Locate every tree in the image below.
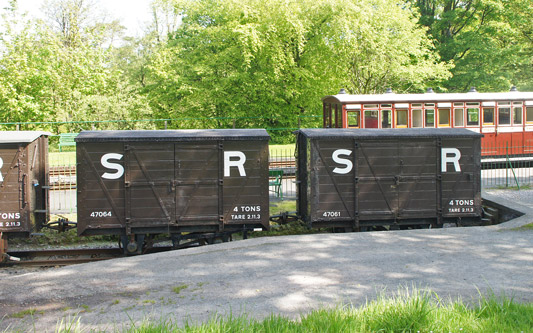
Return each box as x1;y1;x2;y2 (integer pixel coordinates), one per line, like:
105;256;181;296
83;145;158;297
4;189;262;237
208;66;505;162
0;7;52;125
410;0;533;92
0;1;154;132
143;0;449;140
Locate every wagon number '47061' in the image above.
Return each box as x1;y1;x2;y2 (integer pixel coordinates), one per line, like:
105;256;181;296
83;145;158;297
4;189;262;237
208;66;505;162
323;211;341;217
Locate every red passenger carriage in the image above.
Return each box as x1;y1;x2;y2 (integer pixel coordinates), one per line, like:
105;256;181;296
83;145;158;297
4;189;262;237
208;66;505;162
322;87;533;156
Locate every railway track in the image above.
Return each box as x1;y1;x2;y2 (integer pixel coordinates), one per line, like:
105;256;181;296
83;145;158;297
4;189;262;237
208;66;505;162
1;246;187;266
49;166;76;190
1;232;237;267
2;247;124;266
269;159;296;169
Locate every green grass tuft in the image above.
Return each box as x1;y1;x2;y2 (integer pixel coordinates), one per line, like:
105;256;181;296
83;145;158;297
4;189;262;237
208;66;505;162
172;284;189;294
48;291;533;332
9;308;43;319
122;289;533;332
511;222;533;231
269;199;297;216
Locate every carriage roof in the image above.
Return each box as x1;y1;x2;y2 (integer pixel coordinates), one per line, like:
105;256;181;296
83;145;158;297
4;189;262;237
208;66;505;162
323;90;533;104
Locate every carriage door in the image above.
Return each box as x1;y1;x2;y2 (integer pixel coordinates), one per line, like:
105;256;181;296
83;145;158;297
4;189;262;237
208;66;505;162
125;143;175;227
174;143;221;227
356;139;437;221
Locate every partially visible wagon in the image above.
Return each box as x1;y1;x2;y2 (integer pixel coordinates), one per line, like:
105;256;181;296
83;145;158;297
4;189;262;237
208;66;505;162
296;128;482;230
0;131;50;258
75;129;270;254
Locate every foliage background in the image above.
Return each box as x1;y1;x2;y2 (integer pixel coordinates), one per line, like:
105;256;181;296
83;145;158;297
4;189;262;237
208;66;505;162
0;0;531;142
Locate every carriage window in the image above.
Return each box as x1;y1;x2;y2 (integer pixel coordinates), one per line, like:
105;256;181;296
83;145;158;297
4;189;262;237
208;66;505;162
347;111;360;128
396;109;408;127
483;108;494;124
382;110;392;128
527;107;533;123
425;109;434;127
467;108;479;126
438;109;450;127
514;106;522;125
335;104;343;128
498;107;511;125
454;108;464;126
364;111;379;128
454;102;464;107
324;103;331;128
380;104;392;108
412;109;423;128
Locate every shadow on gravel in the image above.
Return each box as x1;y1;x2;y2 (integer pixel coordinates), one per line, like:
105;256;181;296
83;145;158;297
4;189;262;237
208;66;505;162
1;224;532;331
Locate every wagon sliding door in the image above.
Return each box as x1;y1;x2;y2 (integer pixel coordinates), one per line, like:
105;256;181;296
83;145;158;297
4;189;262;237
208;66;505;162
356;140;399;221
356;139;437;222
125;143;175;228
397;141;438;219
174;143;220;228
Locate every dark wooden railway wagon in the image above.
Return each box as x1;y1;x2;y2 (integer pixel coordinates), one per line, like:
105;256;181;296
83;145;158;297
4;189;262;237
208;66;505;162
296;128;482;230
75;129;270;253
0;132;50;241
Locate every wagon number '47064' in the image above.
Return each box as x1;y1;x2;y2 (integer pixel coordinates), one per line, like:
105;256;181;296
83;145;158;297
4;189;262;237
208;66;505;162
90;211;112;218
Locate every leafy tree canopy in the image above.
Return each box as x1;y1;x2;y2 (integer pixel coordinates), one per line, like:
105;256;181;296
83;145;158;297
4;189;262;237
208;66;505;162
410;0;533;92
143;0;450;137
0;0;154;132
1;0;531;136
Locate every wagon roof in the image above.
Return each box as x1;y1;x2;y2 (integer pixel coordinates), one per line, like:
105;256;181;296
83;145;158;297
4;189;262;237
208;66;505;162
0;131;52;143
75;129;270;142
296;128;483;139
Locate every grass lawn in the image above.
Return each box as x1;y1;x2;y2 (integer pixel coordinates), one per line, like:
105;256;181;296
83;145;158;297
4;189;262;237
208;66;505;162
269;144;295;157
49;151;76;166
48;289;533;332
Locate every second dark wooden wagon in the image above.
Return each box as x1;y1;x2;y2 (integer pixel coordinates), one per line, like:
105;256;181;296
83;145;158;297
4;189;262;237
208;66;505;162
296;128;482;230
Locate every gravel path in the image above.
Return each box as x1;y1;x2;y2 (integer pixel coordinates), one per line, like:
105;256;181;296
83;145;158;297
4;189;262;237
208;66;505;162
1;189;532;332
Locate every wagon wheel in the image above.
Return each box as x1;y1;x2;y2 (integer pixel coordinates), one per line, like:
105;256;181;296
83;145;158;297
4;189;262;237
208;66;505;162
141;235;155;254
